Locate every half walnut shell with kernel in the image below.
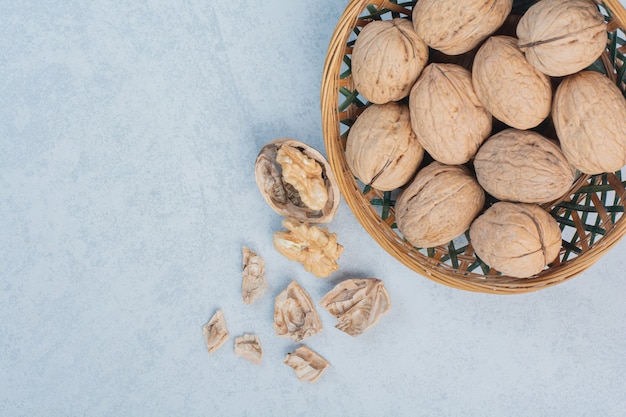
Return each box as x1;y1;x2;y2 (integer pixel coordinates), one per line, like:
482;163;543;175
255;138;340;224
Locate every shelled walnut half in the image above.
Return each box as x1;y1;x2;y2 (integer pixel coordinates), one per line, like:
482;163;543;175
255;138;340;223
319;278;391;337
273;217;343;278
273;280;323;342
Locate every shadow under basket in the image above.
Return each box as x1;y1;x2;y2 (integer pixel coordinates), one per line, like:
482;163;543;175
321;0;626;294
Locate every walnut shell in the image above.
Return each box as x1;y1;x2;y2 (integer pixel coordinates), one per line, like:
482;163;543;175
346;102;424;191
395;162;485;248
409;63;492;165
284;345;330;383
255;138;340;223
273;280;323;342
472;36;552;130
517;0;607;77
412;0;513;55
553;71;626;175
352;18;428;104
469;202;562;278
474;129;575;203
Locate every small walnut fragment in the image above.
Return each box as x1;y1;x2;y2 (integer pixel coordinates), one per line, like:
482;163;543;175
274;280;323;342
202;310;229;354
273;217;343;278
284;345;330;383
319;278;391;337
242;246;267;305
234;333;262;365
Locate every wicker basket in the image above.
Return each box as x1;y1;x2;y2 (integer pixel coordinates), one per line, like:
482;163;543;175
321;0;626;294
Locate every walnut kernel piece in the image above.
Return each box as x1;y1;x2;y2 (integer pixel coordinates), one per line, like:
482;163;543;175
234;333;262;365
255;138;340;224
284;345;330;383
319;278;391;337
202;310;229;354
273;218;343;278
276;144;328;211
242;246;267;305
273;280;323;342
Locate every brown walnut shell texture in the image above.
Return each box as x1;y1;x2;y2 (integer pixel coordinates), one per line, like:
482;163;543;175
474;129;575;203
553;71;626;175
255;138;340;224
409;63;492;165
395;162;485;248
473;36;552;130
412;0;513;55
517;0;607;77
346;102;424;191
469;202;561;278
351;18;428;104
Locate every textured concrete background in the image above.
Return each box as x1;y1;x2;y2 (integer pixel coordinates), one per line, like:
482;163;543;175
1;1;625;416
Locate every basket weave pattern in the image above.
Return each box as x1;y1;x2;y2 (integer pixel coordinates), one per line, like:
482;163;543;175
321;0;626;293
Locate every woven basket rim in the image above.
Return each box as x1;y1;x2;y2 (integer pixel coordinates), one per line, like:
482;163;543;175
321;0;626;294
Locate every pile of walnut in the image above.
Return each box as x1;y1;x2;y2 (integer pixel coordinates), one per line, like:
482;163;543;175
346;0;626;278
202;137;392;383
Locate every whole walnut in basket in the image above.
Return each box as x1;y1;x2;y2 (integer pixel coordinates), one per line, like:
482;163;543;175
412;0;513;55
552;70;626;175
517;0;607;77
474;129;575;204
473;35;552;130
470;202;562;278
346;102;424;191
409;63;492;165
395;162;485;248
255;138;340;223
351;18;428;104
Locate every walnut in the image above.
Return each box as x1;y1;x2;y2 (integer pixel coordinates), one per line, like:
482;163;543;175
284;345;330;383
469;202;562;278
241;246;267;305
234;334;262;365
517;0;607;77
552;71;626;175
395;162;485;248
472;36;552;130
255;138;340;223
345;102;424;191
351;18;428;104
319;278;391;337
409;63;492;165
474;129;575;203
273;217;343;278
412;0;513;55
273;280;323;342
202;310;229;354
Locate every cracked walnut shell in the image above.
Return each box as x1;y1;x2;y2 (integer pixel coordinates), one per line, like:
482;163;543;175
202;310;229;354
273;217;343;278
242;246;267;305
412;0;513;55
409;63;492;165
472;36;552;130
553;71;626;175
395;162;485;248
273;280;323;342
319;278;391;337
517;0;607;77
234;333;262;365
469;202;562;278
346;102;424;191
351;18;428;104
474;129;575;204
284;345;330;383
255;138;340;223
